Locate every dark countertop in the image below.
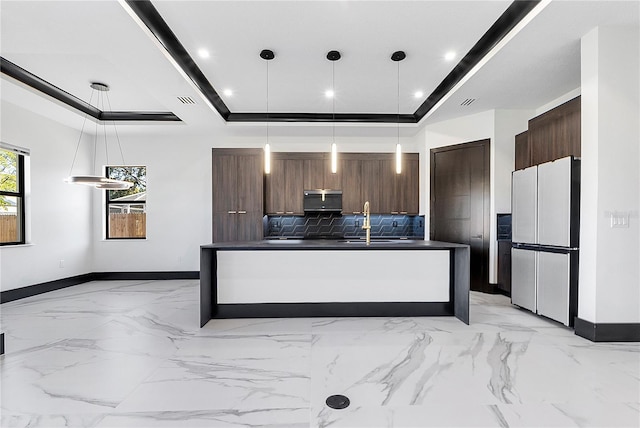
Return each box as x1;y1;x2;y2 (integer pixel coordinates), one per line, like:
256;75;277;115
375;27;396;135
202;239;468;251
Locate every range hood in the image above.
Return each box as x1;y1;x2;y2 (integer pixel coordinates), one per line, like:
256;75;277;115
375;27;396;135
303;190;342;213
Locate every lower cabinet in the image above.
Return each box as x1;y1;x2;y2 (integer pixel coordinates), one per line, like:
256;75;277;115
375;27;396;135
497;240;512;295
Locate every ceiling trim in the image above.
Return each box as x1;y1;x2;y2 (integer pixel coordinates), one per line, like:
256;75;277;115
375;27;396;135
413;0;540;120
0;56;182;122
228;112;417;124
125;0;540;124
123;0;230;120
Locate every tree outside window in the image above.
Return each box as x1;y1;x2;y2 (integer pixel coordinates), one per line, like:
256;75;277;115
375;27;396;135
106;166;146;239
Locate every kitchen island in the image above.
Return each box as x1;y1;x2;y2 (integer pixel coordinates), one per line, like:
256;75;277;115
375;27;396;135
200;239;469;326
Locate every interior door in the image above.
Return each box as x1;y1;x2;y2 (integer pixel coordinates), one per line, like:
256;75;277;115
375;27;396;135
431;140;490;292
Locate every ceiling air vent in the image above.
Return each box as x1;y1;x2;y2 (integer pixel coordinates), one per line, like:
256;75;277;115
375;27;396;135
460;98;476;106
177;96;196;105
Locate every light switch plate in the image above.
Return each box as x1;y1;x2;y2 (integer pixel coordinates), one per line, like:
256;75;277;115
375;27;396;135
609;211;630;228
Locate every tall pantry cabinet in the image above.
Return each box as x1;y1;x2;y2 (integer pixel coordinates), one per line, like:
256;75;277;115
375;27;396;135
212;148;263;242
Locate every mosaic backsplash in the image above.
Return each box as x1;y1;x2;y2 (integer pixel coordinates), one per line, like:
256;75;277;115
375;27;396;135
264;213;425;239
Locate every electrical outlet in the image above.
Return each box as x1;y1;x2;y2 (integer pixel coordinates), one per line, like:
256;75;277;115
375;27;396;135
393;221;398;227
59;260;64;268
355;220;360;227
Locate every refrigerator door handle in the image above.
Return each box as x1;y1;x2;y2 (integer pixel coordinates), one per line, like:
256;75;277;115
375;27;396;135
471;234;483;239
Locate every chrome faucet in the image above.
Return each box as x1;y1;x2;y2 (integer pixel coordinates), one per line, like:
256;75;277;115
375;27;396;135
362;201;371;245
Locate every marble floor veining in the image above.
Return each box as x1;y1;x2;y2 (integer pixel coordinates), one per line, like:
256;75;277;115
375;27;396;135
1;280;638;427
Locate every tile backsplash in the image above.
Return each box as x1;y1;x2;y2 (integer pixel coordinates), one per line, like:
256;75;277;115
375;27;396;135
264;213;425;239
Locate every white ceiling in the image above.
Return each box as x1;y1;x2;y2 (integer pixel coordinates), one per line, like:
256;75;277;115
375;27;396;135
1;0;638;136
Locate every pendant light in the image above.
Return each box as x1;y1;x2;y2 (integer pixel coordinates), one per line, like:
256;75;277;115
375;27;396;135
261;49;275;174
65;83;132;189
327;50;341;174
391;51;406;174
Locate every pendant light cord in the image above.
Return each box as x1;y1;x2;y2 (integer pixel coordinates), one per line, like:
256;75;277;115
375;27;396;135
397;60;400;142
104;90;126;166
332;60;335;143
68;89;96;176
266;58;269;143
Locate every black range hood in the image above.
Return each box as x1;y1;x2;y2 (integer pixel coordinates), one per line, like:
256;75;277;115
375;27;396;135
303;190;342;213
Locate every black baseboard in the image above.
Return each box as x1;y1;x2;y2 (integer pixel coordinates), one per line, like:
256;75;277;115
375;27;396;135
92;271;199;281
211;302;453;319
1;271;199;304
574;317;640;342
1;273;94;304
0;333;4;355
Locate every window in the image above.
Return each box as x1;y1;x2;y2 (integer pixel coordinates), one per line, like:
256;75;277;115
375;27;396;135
106;166;146;239
0;144;27;245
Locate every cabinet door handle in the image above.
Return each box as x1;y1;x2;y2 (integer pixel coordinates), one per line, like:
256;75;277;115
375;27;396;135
391;211;399;215
227;210;237;214
400;211;408;215
285;211;294;214
472;234;483;239
238;210;247;214
276;211;285;214
353;211;361;214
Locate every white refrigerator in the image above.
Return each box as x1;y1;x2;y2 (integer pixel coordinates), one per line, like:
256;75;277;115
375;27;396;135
511;156;580;326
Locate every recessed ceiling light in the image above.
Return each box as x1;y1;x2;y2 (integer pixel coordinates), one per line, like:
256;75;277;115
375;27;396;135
325;89;334;98
223;89;233;97
444;51;456;61
197;48;210;59
414;91;424;98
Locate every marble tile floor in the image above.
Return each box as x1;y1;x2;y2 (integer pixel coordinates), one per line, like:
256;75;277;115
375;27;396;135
1;279;638;428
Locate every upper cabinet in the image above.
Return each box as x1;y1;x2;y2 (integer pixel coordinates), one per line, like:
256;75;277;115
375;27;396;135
265;154;304;215
341;153;420;214
264;151;420;216
517;96;580;169
303;154;342;190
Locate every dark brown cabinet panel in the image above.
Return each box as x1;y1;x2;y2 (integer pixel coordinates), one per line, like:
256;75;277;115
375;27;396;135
341;158;363;214
266;156;304;214
361;159;381;213
528;96;580;166
497;240;512;295
303;158;324;190
514;131;530;170
212;148;263;242
396;154;419;214
378;159;396;214
304;156;341;190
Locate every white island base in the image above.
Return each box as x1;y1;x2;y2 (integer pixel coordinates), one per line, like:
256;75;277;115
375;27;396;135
218;250;450;304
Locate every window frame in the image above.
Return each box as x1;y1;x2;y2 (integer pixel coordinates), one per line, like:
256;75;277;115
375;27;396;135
0;148;25;246
105;165;147;240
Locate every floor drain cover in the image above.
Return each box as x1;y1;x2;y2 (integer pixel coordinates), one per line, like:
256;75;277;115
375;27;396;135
326;394;350;410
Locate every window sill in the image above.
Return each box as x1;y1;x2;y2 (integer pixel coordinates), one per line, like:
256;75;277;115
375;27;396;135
100;238;148;242
0;243;34;248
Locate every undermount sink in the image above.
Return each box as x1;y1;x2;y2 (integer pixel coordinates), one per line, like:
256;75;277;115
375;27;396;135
265;239;304;244
338;239;396;244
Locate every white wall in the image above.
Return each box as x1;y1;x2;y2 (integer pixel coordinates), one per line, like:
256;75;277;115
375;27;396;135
0;101;93;291
579;26;640;324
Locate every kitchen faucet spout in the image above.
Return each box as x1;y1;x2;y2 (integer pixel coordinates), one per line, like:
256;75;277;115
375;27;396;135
362;201;371;245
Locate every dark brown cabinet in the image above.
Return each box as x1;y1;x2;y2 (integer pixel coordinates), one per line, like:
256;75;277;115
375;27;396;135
341;153;419;214
514;131;531;170
212;148;263;242
395;154;420;214
303;155;341;190
524;96;580;167
497;240;512;295
265;155;304;214
341;158;363;214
